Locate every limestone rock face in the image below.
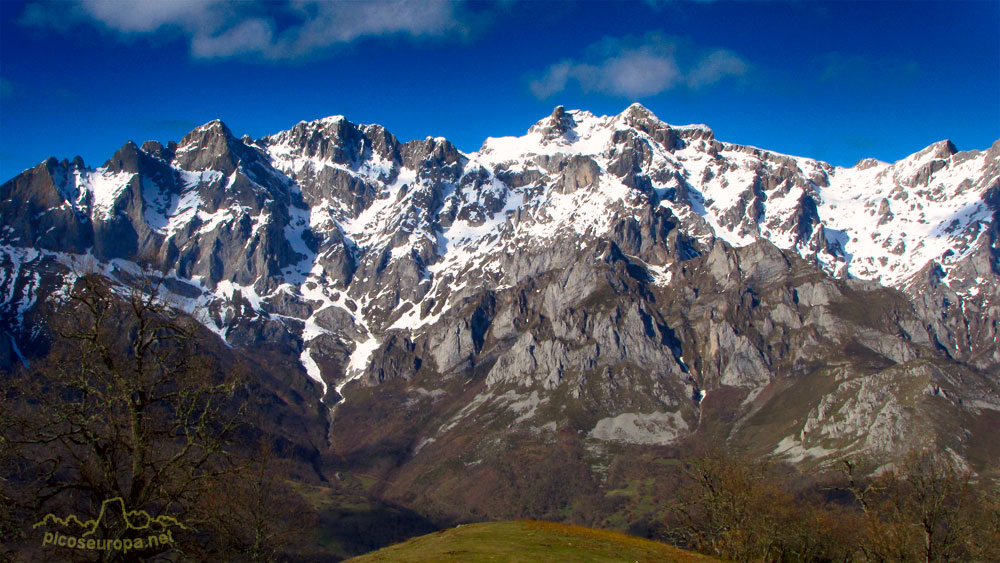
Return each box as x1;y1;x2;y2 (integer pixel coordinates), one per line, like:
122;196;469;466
2;104;998;475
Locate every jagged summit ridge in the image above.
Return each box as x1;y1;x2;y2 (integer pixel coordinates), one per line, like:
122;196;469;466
2;104;998;403
4;104;996;302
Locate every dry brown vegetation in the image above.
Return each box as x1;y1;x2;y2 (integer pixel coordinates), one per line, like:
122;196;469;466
662;449;1000;562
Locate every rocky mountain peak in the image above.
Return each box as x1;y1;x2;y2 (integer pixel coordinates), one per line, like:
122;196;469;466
103;140;143;174
402;137;463;169
615;102;688;150
298;116;363;160
924;139;958;159
853;157;884;170
527;105;579;142
891;139;960;188
265;115;404;175
619;102;663;124
183;118;232;140
360;123;402;163
170;119;271;178
139;140;173;162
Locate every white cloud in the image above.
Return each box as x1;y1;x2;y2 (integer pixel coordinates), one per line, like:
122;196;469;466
22;0;468;61
266;0;462;57
687;49;748;89
530;33;749;99
79;0;221;33
591;50;681;97
189;17;276;59
530;61;574;99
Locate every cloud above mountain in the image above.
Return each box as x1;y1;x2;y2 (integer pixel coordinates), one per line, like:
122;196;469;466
530;33;749;99
21;0;471;61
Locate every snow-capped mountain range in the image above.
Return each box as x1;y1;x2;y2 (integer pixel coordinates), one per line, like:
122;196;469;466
2;104;998;470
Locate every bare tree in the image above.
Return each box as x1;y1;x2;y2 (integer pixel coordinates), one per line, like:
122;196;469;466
2;272;249;561
669;450;858;562
842;449;997;562
198;439;319;562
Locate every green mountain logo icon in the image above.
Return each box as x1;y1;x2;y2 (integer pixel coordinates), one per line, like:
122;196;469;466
33;497;187;537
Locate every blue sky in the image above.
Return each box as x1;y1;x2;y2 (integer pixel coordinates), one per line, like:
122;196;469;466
1;0;998;181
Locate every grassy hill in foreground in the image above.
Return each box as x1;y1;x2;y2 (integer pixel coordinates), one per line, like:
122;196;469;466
344;520;718;562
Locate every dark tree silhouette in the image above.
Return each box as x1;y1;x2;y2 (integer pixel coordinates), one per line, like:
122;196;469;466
2;272;249;561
